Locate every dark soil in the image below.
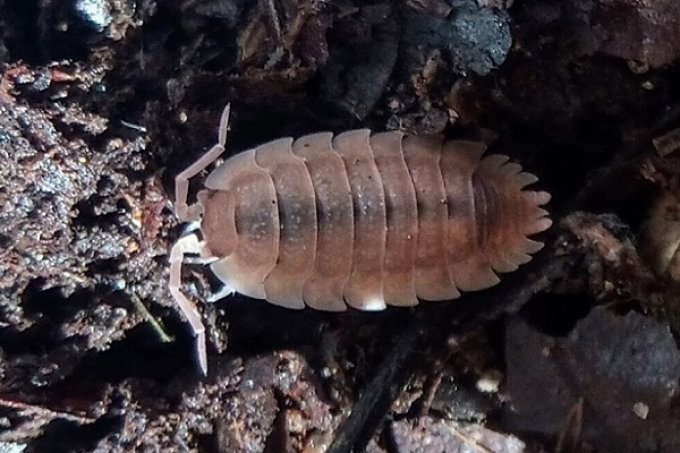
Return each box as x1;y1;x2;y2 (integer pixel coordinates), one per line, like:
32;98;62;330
3;0;680;452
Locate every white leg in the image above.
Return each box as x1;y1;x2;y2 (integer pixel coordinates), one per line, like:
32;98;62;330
182;256;219;265
174;104;231;221
169;234;209;375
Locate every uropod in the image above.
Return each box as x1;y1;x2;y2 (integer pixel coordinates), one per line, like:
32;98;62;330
169;105;552;374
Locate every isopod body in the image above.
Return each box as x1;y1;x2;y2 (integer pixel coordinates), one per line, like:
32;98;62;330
170;106;551;373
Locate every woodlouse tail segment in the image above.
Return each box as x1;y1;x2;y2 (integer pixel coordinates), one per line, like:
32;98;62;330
473;154;551;276
523;190;552;235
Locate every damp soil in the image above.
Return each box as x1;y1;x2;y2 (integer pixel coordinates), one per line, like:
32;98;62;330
3;1;680;452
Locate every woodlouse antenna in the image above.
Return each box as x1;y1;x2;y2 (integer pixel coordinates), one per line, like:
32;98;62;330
169;234;208;374
170;104;232;375
174;105;231;221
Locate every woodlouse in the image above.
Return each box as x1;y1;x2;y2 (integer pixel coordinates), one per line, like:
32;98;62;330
169;105;552;374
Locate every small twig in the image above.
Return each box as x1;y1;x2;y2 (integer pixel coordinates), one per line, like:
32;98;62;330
326;246;578;452
0;396;96;425
326;319;423;453
418;372;444;422
129;293;173;343
556;398;584;453
120;119;147;133
445;424;494;453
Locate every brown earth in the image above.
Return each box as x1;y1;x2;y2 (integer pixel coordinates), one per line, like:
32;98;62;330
2;0;680;452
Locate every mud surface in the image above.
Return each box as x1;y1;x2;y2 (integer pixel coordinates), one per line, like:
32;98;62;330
2;0;680;452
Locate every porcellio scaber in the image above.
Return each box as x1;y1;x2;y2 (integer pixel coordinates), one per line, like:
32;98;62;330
170;105;552;373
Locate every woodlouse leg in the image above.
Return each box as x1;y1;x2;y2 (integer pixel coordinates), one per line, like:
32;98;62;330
182;255;219;265
174;104;231;221
169;233;209;374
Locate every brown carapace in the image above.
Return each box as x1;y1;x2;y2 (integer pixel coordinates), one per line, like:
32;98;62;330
169;106;552;374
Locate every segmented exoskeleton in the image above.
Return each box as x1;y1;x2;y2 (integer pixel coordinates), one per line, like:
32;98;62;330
170;106;551;373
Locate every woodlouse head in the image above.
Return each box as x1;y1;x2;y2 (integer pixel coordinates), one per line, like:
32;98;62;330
197;189;237;258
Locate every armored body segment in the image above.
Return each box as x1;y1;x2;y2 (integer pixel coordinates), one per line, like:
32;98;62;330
332;130;388;311
370;131;419;307
402;136;461;301
292;132;353;311
254;138;317;309
439;140;499;292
